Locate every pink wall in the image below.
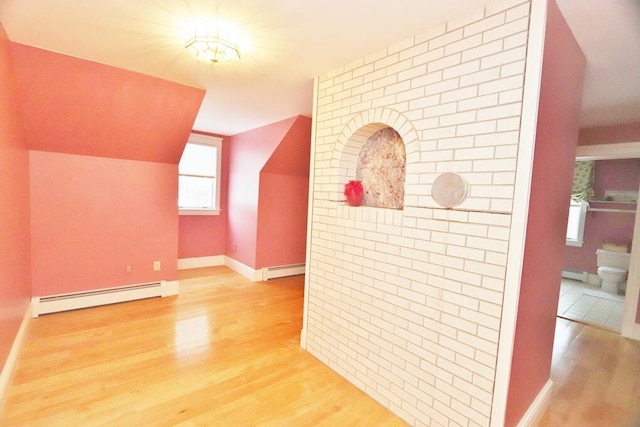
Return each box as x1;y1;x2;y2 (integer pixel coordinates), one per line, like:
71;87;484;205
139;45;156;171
256;116;311;268
0;24;32;371
30;151;178;296
505;1;586;425
178;134;230;259
579;122;640;146
227;116;311;269
6;42;203;297
178;216;226;259
10;42;204;164
564;159;639;273
257;174;309;268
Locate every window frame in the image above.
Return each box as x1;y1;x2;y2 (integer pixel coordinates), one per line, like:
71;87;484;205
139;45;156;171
565;198;588;247
178;133;222;216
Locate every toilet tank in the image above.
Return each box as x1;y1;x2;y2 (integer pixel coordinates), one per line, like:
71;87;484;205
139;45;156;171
596;249;631;269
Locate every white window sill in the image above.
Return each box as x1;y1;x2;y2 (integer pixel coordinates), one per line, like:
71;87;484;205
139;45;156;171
179;209;221;216
565;239;584;247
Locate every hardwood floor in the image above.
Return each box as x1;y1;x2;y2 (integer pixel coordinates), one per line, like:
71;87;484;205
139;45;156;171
539;317;640;427
3;267;640;426
0;267;406;426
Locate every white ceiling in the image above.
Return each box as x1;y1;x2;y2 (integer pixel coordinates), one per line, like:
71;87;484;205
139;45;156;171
1;0;638;136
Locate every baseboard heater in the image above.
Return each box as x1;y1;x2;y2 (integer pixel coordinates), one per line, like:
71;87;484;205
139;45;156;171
31;281;166;317
561;268;588;282
262;264;305;281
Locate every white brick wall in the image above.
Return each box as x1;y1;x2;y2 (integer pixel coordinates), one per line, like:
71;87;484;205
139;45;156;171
305;0;531;425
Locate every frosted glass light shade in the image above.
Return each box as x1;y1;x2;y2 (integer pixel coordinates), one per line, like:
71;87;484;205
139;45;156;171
185;35;240;63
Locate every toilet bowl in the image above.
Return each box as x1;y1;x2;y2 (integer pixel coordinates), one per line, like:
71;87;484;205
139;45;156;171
597;266;627;294
596;249;630;294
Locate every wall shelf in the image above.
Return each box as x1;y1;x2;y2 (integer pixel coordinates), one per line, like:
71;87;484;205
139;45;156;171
587;207;636;214
590;200;637;204
588;200;637;214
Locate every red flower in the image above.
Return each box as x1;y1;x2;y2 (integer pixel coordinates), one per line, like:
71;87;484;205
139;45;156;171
344;180;363;196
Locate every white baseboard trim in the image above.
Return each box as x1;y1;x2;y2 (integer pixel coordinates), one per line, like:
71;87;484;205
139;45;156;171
261;263;305;281
624;326;640;341
300;328;307;349
0;304;31;406
517;379;553;427
178;255;224;270
224;257;261;281
31;280;178;317
622;314;640;341
166;280;179;296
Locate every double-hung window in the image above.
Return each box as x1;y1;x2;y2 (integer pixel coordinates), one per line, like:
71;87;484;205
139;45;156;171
566;198;588;247
178;133;222;215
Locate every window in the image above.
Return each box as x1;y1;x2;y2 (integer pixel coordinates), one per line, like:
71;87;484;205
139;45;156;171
566;198;588;247
178;133;222;215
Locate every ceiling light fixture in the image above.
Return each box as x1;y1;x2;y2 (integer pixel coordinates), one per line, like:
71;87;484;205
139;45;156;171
185;35;240;63
185;19;240;64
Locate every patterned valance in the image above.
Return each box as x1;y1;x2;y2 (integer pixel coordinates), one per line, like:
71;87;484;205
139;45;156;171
572;160;595;201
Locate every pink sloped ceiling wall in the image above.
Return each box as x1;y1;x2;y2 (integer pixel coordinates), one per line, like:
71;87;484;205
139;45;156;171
505;1;586;425
0;24;31;374
9;42;205;297
227;115;311;270
9;42;204;163
226;121;292;268
256;117;311;269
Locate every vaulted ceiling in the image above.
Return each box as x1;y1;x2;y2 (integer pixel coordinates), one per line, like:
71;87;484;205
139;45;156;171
1;0;638;136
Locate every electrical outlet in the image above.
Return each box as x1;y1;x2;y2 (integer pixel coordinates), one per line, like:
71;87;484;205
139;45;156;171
153;261;161;271
126;265;132;273
233;242;237;252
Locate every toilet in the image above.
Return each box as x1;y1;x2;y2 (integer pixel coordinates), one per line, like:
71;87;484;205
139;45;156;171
596;248;630;294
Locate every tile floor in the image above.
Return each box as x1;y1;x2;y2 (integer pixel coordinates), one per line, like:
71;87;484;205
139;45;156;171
557;278;625;332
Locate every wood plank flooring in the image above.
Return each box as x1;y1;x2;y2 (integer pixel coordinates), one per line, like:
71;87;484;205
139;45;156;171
539;317;640;427
3;266;640;426
0;267;406;426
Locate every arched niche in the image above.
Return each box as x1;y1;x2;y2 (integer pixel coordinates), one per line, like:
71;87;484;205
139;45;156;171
333;108;419;209
356;127;405;209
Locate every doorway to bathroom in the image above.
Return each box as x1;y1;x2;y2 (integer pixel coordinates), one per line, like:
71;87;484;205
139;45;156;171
558;142;640;337
557;277;626;331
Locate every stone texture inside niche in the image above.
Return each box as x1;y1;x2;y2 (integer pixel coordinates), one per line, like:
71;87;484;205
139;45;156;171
356;127;405;209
